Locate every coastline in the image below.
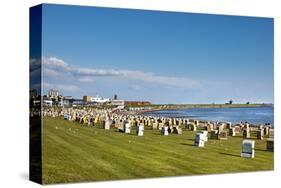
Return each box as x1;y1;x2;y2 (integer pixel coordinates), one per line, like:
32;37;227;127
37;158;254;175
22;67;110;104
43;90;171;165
135;104;273;126
148;103;271;109
135;103;273;115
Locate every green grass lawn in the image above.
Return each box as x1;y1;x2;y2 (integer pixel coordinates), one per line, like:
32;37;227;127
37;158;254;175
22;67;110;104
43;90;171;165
42;117;273;184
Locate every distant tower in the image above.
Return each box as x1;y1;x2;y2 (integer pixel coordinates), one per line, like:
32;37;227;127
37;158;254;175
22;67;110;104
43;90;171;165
114;94;118;100
48;89;59;98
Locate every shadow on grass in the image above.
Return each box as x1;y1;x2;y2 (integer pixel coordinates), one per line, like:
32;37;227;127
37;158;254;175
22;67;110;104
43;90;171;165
219;152;241;158
180;143;195;147
186;138;194;141
153;133;162;135
255;148;267;152
115;129;124;133
129;133;138;136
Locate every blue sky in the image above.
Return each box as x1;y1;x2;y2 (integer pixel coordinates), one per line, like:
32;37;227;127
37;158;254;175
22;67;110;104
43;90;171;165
41;4;273;104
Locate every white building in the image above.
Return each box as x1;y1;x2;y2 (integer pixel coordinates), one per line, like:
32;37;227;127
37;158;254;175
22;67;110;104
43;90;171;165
43;99;53;107
91;96;110;103
110;99;125;106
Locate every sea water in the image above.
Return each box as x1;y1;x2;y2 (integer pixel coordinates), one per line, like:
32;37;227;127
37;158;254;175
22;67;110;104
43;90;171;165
144;107;273;126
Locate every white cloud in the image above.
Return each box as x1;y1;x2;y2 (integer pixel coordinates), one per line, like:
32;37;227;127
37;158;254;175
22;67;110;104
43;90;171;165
77;77;96;82
40;56;201;89
121;70;200;88
43;68;60;77
43;57;69;70
74;67;122;77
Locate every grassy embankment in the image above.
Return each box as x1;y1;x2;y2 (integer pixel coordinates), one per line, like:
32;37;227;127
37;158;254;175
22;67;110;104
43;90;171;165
42;117;273;184
126;103;272;110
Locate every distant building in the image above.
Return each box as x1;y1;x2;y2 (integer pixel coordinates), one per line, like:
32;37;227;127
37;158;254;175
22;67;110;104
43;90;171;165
114;94;118;100
83;95;112;104
42;96;53;107
225;100;233;105
58;99;64;107
110;99;125;106
64;96;73;100
83;96;92;102
91;96;110;103
72;99;84;106
62;99;70;107
48;89;59;98
62;96;73;107
128;106;152;111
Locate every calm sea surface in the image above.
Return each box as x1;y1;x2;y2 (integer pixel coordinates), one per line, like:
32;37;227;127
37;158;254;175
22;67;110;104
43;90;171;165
143;107;274;126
